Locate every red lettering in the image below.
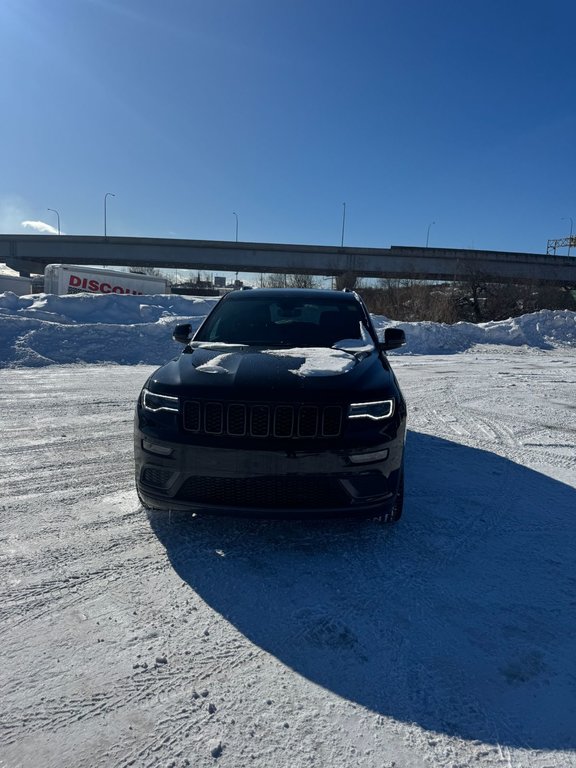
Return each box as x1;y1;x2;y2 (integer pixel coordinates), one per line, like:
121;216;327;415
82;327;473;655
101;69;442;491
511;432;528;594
66;272;151;294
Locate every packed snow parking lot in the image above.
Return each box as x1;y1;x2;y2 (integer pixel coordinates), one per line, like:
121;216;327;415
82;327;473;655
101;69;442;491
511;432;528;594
1;292;575;768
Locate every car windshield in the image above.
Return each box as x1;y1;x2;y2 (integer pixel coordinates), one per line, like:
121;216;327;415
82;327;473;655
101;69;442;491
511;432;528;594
194;295;368;347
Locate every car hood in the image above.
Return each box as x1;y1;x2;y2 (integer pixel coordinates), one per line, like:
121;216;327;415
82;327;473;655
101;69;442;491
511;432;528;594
148;344;396;401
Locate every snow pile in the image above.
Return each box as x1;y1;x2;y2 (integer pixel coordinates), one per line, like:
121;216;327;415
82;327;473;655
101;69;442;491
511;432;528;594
0;292;218;367
0;291;216;325
372;310;576;354
0;290;575;368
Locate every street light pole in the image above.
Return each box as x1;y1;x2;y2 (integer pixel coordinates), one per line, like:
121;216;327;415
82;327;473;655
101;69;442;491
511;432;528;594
341;202;346;247
426;221;436;248
232;212;239;242
562;217;574;256
104;193;115;237
47;208;61;235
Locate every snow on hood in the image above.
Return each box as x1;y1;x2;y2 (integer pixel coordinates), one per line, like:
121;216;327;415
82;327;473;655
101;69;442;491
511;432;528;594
264;324;373;377
190;324;374;377
263;347;358;377
191;347;246;376
190;345;358;377
0;290;575;367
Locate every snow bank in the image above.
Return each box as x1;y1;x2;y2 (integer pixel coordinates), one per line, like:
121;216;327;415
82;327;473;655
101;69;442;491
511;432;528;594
0;291;574;368
0;291;215;325
371;311;576;354
0;292;218;367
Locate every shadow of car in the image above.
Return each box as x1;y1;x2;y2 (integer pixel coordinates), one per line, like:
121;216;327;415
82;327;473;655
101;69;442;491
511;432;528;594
148;431;576;750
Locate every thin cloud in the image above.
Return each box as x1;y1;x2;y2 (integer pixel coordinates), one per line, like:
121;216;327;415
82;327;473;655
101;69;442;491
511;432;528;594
21;220;60;235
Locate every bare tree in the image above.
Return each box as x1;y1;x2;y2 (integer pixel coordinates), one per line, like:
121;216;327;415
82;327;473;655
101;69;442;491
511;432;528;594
262;273;287;288
286;273;317;288
360;275;576;324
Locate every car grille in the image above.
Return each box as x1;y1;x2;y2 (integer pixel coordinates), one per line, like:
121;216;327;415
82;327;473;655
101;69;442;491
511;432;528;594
141;467;173;488
176;475;351;509
182;400;343;439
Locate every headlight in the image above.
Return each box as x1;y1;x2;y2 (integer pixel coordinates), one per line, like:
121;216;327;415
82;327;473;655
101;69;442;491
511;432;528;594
141;388;180;413
348;399;394;420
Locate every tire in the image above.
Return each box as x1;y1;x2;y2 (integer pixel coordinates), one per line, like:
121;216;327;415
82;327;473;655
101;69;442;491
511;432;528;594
374;468;404;524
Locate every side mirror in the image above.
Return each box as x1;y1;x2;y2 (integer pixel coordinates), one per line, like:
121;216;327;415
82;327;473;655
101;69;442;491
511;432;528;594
173;323;192;344
379;328;406;351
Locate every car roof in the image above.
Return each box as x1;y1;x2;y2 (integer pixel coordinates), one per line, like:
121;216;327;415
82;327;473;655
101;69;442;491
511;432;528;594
224;288;359;302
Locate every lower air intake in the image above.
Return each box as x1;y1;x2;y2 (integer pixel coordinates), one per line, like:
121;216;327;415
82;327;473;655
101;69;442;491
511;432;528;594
176;475;350;509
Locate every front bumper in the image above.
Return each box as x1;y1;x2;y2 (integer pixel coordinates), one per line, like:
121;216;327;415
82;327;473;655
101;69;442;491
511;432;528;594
134;432;404;519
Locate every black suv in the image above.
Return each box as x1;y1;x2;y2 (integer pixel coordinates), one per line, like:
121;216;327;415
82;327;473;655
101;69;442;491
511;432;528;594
134;288;407;522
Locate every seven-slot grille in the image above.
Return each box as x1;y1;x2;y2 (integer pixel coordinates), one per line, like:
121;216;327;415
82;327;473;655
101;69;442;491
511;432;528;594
183;400;343;438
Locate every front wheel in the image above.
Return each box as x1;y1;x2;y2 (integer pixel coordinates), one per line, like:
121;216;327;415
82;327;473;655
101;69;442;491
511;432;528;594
374;469;404;524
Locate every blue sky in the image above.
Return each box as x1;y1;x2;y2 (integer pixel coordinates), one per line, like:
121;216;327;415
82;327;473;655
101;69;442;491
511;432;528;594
1;0;575;255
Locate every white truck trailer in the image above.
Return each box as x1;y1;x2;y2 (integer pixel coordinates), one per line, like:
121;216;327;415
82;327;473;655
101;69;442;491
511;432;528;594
0;273;33;296
43;265;169;295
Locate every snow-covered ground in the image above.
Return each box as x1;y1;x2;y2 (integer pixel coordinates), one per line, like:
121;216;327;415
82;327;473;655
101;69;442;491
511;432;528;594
1;292;575;768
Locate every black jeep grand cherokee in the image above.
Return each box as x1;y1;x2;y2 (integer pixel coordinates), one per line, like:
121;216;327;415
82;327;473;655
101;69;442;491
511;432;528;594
134;288;407;522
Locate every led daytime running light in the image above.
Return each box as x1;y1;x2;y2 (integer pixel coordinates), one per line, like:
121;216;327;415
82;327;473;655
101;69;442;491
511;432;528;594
348;399;394;420
142;388;179;413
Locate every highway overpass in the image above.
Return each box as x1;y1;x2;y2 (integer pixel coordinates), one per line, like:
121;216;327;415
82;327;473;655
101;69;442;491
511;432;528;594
1;234;575;286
